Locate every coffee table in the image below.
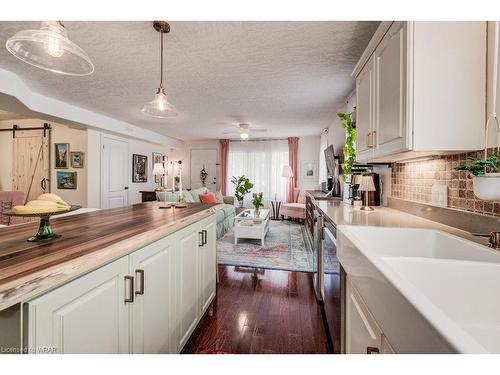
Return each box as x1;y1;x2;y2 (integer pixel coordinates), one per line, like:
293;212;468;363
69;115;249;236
234;208;270;246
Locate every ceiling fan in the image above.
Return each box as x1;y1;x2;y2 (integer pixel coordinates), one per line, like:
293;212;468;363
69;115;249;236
222;123;268;139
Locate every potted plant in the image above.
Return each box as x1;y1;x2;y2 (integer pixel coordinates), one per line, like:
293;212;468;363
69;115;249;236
337;109;356;181
231;175;254;208
455;151;500;200
252;192;264;217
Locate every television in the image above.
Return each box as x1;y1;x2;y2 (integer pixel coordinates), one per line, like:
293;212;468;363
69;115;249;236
324;145;342;177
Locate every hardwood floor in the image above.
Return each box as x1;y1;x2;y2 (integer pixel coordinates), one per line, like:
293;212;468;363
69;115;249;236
182;266;330;354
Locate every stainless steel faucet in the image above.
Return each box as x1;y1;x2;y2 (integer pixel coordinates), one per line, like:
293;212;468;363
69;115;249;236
472;231;500;250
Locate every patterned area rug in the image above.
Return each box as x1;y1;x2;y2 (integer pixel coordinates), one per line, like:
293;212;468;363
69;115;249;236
217;220;339;273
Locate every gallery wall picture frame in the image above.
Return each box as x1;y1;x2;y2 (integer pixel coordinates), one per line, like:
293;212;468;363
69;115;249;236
57;171;77;189
132;154;148;183
152;152;166;183
301;160;318;180
54;143;69;169
70;152;84;168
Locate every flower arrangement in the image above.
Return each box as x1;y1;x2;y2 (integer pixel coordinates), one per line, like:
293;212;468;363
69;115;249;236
252;192;264;216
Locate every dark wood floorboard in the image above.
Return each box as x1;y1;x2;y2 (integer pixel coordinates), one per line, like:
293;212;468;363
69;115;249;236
182;266;330;354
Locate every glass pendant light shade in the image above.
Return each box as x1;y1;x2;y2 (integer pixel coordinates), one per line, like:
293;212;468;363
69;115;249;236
5;21;94;76
142;21;177;119
141;86;177;118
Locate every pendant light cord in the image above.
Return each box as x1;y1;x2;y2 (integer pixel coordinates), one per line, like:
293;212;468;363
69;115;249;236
160;31;164;88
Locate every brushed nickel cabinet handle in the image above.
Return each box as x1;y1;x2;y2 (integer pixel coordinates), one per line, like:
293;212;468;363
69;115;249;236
367;346;380;354
366;132;371;147
198;231;203;247
124;276;134;303
202;230;207;245
135;269;145;295
372;130;377;147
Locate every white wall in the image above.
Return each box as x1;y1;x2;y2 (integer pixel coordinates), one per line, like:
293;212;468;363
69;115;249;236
0;118;88;206
172;140;220;191
298;136;321;190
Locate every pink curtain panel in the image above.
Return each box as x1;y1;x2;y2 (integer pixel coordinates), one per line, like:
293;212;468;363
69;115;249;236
219;139;230;195
287;137;299;203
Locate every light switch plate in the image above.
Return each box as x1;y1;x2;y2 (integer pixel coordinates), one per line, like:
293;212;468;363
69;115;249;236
431;185;448;207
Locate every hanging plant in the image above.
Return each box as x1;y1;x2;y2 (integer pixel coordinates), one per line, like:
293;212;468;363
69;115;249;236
337;109;356;181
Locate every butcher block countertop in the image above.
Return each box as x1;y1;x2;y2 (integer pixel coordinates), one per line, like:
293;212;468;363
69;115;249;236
0;202;220;311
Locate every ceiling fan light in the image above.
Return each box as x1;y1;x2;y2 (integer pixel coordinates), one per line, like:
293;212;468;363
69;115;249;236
5;21;94;76
240;132;249;140
141;87;177;118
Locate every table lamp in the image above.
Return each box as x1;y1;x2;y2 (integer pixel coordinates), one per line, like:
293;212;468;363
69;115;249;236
358;174;376;211
152;162;165;191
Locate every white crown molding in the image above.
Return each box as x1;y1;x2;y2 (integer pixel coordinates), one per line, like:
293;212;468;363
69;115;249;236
0;67;183;148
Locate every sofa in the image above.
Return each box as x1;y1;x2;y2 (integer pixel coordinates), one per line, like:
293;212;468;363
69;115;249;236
156;187;235;239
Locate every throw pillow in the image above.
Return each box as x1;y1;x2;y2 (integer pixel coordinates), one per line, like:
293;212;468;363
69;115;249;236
215;190;224;203
199;193;218;203
182;191;195;203
191;187;209;202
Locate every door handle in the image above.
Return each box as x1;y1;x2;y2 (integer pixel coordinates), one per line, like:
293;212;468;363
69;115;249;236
198;231;204;247
40;178;47;191
202;229;207;245
124;186;129;190
124;276;134;303
135;269;145;295
367;346;380;354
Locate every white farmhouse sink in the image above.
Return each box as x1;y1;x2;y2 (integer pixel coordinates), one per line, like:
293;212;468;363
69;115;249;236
337;226;500;353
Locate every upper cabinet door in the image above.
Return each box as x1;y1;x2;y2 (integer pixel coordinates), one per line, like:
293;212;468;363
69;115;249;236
129;236;174;354
374;21;409;155
26;257;130;354
356;57;375;159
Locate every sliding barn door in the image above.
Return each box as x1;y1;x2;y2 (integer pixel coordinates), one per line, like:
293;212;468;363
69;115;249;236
12;129;50;202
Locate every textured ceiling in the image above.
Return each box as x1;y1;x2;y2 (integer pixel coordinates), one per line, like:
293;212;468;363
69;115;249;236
0;21;379;141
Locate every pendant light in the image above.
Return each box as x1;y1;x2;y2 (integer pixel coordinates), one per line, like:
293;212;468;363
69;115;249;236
142;21;177;118
5;21;94;76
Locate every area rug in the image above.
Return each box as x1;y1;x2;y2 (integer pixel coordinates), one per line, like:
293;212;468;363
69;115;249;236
217;220;339;273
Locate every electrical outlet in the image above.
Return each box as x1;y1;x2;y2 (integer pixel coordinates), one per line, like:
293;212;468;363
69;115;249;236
431;185;448;207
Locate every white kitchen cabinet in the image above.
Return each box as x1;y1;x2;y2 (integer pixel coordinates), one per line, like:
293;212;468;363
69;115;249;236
129;236;174;354
26;256;130;354
373;21;408;156
199;218;217;315
175;223;202;351
345;277;383;354
354;21;486;162
355;56;375;159
25;214;217;354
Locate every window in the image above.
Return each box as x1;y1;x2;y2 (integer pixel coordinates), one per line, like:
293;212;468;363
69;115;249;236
227;140;289;206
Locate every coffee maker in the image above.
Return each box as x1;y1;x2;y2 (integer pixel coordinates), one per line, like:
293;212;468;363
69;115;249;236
343;168;381;206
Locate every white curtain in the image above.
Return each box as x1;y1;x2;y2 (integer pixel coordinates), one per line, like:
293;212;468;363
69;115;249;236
319;129;328;184
227;140;289;206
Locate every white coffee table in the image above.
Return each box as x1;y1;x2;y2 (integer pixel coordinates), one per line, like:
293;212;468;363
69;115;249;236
234;208;270;246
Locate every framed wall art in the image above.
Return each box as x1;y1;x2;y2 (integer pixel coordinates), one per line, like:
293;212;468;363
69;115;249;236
132;154;148;183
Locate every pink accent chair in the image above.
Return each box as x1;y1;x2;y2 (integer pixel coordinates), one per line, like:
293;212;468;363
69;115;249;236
281;188;306;222
0;191;25;225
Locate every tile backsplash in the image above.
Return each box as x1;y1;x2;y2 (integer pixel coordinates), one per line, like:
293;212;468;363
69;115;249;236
391;150;500;217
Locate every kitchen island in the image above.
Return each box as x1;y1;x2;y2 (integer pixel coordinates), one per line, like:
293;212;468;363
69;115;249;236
0;202;219;354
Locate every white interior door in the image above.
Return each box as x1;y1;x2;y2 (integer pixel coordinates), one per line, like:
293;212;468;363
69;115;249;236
190;149;217;192
101;135;129;209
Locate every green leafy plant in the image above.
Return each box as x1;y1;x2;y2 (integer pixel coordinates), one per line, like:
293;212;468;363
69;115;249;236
454;152;500;176
231;175;254;206
252;192;264;213
337;109;357;181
